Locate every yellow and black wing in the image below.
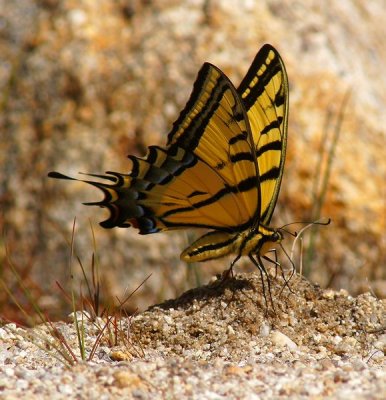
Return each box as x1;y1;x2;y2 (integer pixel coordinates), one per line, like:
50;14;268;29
162;43;288;229
238;44;288;225
49;44;288;240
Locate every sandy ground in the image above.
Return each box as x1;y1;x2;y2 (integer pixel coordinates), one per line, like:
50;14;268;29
0;271;385;399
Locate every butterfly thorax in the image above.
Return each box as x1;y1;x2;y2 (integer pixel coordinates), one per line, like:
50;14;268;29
239;225;283;257
180;225;283;263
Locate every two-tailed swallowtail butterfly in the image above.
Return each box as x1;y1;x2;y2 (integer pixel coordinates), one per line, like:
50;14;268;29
49;44;288;281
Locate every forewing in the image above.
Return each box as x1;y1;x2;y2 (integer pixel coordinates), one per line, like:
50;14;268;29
166;63;259;225
238;44;289;225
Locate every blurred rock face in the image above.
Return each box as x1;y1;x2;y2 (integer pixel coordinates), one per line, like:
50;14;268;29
0;0;384;310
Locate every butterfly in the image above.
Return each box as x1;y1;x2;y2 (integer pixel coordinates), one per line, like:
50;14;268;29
49;44;289;284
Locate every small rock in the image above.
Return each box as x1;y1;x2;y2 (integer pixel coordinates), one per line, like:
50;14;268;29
68;9;87;26
0;327;15;340
110;348;134;362
58;384;73;395
15;366;31;379
351;358;367;371
332;335;343;345
341;363;354;372
163;315;173;325
68;310;91;322
333;371;349;383
313;333;322;343
4;367;15;377
227;325;235;336
322;289;336;299
113;370;143;389
288;316;298;327
16;379;29;390
367;349;385;361
259;323;271;337
318;358;335;370
374;334;386;352
270;331;297;350
224;365;245;376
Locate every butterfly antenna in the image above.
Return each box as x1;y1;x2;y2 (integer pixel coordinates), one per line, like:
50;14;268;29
280;218;331;231
288;219;331;263
279;227;297;238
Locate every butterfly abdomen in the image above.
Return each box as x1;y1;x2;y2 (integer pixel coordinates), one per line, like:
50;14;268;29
180;225;282;263
180;231;239;262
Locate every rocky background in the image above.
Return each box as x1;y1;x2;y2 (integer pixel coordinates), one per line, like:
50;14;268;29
0;0;385;319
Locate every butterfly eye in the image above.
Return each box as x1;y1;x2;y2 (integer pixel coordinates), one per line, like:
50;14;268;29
273;231;283;242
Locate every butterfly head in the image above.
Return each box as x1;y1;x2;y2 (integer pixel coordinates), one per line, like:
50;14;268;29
256;227;283;256
271;230;283;243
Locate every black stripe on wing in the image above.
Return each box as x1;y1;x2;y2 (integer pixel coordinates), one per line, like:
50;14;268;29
167;64;229;151
161;175;257;219
238;44;284;112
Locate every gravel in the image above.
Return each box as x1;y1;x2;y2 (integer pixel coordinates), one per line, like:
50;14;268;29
0;272;385;399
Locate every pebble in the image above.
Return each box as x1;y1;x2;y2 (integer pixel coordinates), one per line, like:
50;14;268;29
227;325;235;336
68;9;88;26
302;380;324;396
374;334;386;351
14;367;31;379
367;349;385;361
0;327;14;340
113;370;143;389
68;310;91;322
15;379;29;390
351;358;367;371
270;331;297;350
259;323;271;337
58;384;73;395
4;367;15;377
318;358;335;370
332;335;343;345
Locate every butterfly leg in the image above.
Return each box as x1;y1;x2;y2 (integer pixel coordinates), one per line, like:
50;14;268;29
278;241;298;293
262;254;295;296
227;254;241;278
267;249;279;279
248;254;275;313
211;254;241;292
218;254;240;283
